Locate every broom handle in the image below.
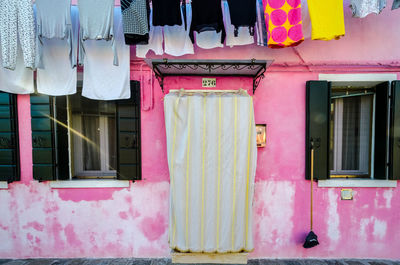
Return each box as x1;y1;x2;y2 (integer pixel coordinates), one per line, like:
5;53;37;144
310;148;314;231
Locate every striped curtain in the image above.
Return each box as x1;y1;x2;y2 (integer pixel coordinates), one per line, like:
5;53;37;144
164;89;257;253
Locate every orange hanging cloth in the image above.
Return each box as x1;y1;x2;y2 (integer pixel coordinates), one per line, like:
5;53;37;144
263;0;304;48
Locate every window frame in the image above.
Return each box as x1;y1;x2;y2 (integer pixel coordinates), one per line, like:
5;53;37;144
330;92;374;178
32;80;142;186
71;111;117;179
316;74;398;187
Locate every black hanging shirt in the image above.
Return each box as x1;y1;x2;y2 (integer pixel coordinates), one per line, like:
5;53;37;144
152;0;182;26
189;0;226;44
227;0;256;37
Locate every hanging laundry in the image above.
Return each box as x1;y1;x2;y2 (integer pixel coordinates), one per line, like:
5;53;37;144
195;32;224;49
256;0;268;46
121;0;150;45
81;7;130;101
164;4;194;56
393;0;400;9
224;1;255;47
307;0;345;40
263;0;304;47
136;8;163;58
350;0;386;18
301;0;311;39
35;0;76;69
78;0;118;66
227;0;256;37
36;6;79;96
153;0;182;26
0;41;34;94
189;0;226;45
0;0;35;70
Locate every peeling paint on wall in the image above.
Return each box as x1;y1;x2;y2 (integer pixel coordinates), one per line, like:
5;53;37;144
327;190;340;244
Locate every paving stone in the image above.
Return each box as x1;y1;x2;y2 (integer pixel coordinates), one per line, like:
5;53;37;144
0;258;399;265
301;259;328;265
0;261;29;265
150;258;170;265
344;261;369;265
324;259;348;265
249;259;285;265
24;259;59;265
368;261;392;265
108;258;140;265
61;259;88;265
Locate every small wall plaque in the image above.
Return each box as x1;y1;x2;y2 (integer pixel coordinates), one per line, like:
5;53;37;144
341;189;353;200
256;124;266;147
202;78;216;88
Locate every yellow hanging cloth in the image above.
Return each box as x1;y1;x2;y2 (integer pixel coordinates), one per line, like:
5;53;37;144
307;0;345;40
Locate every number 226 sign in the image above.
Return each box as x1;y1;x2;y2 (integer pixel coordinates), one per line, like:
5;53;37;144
202;78;216;88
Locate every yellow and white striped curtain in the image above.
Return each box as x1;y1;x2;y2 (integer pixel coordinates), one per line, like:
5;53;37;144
164;89;257;253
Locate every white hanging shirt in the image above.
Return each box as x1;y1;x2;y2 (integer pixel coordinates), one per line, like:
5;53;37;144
36;6;78;96
35;0;76;69
195;31;224;49
223;1;254;48
163;4;194;57
82;7;130;100
136;8;163;58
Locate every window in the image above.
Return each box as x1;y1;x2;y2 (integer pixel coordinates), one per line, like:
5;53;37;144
306;80;400;181
69;98;117;178
0;92;19;183
30;81;141;181
329;88;374;178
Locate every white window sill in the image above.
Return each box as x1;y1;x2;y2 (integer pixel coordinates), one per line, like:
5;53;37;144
318;179;397;188
50;180;130;189
0;181;8;189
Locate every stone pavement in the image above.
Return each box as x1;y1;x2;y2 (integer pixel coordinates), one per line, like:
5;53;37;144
0;259;399;265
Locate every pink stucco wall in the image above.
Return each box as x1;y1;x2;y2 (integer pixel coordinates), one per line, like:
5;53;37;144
1;0;400;259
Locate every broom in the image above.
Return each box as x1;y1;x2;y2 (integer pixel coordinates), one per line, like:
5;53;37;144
303;145;319;248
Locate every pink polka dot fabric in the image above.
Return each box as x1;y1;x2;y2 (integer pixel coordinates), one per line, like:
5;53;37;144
263;0;304;48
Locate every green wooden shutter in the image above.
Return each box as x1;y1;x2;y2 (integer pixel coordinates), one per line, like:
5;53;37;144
0;92;20;182
389;81;400;180
31;95;69;181
306;81;330;180
116;81;141;180
374;82;390;179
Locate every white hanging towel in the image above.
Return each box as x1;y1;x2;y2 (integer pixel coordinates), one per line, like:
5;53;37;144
164;90;257;253
223;1;254;48
163;4;194;57
36;6;78;96
136;8;163;58
82;7;130;100
0;41;34;94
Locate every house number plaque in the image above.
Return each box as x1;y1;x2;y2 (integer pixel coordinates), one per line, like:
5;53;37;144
202;78;216;88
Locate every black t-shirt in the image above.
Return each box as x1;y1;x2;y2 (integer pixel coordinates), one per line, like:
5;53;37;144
152;0;182;26
189;0;226;44
227;0;256;36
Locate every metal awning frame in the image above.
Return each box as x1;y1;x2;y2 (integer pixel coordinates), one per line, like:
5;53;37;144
146;59;273;94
